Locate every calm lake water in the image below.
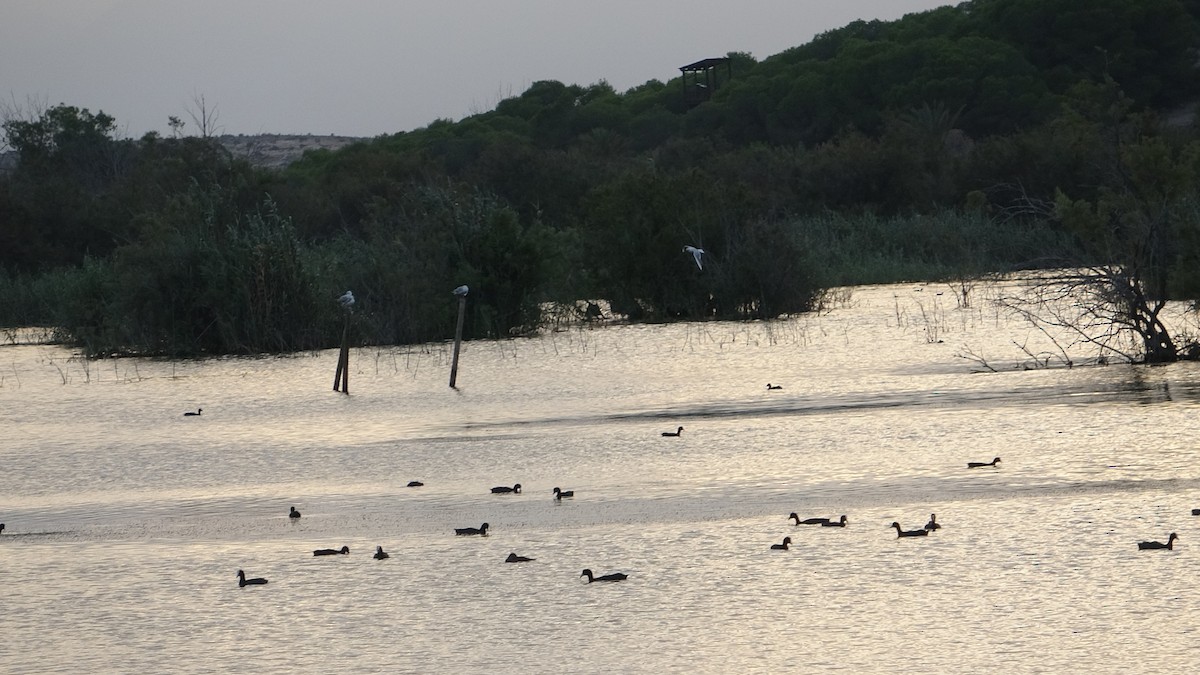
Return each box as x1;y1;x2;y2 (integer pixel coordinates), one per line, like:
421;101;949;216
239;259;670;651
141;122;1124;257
3;281;1200;674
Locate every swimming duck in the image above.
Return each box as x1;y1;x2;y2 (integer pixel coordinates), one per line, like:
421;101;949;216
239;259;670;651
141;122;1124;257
581;568;628;582
967;457;1001;468
0;523;4;534
1138;533;1178;550
891;522;929;537
373;546;389;560
767;384;783;390
820;515;848;528
407;481;424;487
237;570;268;587
770;536;793;550
491;484;522;494
455;523;489;536
288;507;301;519
313;545;350;556
184;408;202;416
662;426;684;437
924;514;942;531
553;487;574;500
506;553;535;563
1192;509;1200;516
789;513;831;525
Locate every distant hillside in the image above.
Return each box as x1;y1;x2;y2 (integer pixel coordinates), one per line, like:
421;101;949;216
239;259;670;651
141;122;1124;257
2;135;362;173
216;133;364;169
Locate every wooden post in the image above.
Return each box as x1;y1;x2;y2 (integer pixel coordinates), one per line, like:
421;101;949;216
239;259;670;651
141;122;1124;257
333;314;350;394
449;294;466;389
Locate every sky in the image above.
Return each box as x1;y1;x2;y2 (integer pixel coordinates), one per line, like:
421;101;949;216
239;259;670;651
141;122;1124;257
2;1;952;139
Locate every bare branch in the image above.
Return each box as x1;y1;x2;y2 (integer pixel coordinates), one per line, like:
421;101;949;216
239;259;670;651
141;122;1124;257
185;93;222;139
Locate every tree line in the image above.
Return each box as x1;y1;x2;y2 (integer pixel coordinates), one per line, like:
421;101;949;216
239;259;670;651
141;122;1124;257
2;0;1199;360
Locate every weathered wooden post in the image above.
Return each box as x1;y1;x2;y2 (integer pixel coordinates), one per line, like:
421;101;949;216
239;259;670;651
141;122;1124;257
333;290;354;394
449;285;468;389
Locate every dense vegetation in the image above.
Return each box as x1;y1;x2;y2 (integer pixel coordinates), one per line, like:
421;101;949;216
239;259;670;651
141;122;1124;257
4;0;1200;356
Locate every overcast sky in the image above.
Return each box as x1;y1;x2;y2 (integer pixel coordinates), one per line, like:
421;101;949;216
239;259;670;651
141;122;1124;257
3;1;952;139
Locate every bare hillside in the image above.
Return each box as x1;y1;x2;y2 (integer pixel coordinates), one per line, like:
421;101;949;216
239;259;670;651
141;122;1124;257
216;134;365;169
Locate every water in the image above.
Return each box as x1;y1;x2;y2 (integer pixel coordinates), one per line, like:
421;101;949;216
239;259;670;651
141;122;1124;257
3;282;1200;673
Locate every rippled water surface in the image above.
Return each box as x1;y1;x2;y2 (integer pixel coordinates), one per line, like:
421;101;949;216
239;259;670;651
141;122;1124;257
3;283;1200;673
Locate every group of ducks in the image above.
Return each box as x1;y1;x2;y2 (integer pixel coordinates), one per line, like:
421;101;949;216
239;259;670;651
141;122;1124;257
448;484;623;582
237;543;397;586
766;454;1184;551
240;485;625;587
769;512;942;550
228;440;1184;588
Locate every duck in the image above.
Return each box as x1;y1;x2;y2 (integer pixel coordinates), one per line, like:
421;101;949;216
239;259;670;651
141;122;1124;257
455;523;489;536
767;383;783;390
491;483;522;494
581;568;628;582
288;506;301;519
820;515;848;528
924;514;942;531
967;457;1001;468
1192;509;1200;516
552;487;574;500
237;569;268;587
183;408;202;416
407;481;424;487
662;426;684;437
373;546;389;560
0;523;4;535
506;552;535;563
1138;533;1179;550
313;545;350;556
770;536;793;550
789;512;831;525
891;522;929;537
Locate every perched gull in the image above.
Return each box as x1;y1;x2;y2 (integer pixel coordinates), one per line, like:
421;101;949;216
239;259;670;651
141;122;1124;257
683;246;704;270
338;290;355;308
453;285;469;297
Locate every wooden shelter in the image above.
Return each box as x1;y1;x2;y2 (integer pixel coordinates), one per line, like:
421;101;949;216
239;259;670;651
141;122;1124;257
680;57;731;106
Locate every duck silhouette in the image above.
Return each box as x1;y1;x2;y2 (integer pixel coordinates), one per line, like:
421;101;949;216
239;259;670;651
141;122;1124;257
820;515;848;528
767;384;783;390
373;546;389;560
491;484;521;494
789;513;831;525
770;536;793;550
183;408;202;416
967;457;1001;468
288;507;301;519
662;426;684;437
581;568;628;582
553;487;574;500
407;481;424;488
506;553;535;563
1138;533;1178;550
455;523;489;536
313;545;350;556
924;514;942;531
891;522;929;537
237;570;268;587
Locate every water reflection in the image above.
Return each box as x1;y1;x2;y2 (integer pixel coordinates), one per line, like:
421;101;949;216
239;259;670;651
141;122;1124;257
3;283;1200;672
